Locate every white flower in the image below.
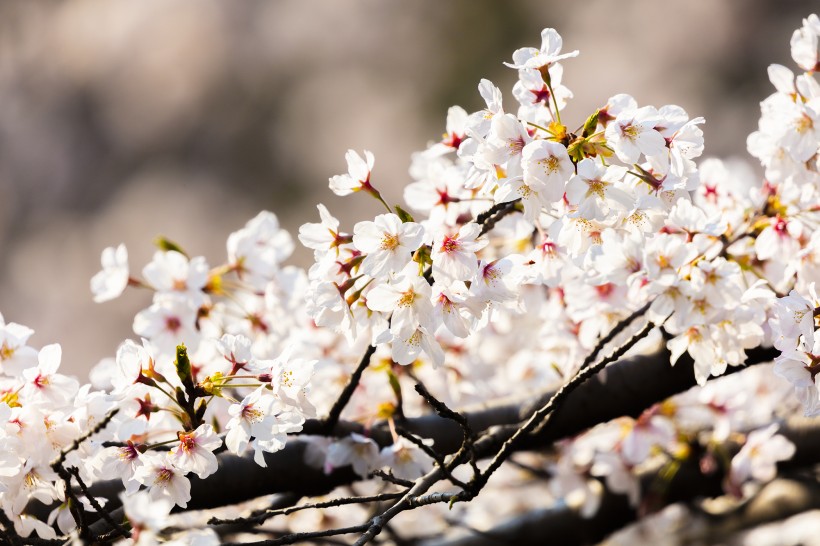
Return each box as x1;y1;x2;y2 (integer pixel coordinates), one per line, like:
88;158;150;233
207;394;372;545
790;14;820;72
132;452;192;508
465;78;504;136
170;424;222;479
504;28;579;70
668;326;723;386
227;211;294;289
90;244;129;303
0;313;38;377
325;433;381;477
513;65;572;111
730;424;796;485
431;223;488;284
132;294;200;357
432;282;480;338
298;204;348;256
620;415;677;465
495;175;552;222
111;338;159;394
266;348;316;416
769;288;818;350
121;490;173;538
225;387;304;467
386;324;444;367
773;329;820;416
21;344;79;407
142;250;209;304
565;159;632;221
353;213;425;278
215;333;256;375
521;140;574;204
379;436;434;480
367;273;434;331
605;106;666;164
483;113;532;165
426;106;469;155
306;280;357;343
94;443;143;495
329;149;376;196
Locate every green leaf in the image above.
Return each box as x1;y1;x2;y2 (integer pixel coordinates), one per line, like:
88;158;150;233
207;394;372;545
154;236;189;258
394;205;416;223
175;344;194;390
582;111;599;138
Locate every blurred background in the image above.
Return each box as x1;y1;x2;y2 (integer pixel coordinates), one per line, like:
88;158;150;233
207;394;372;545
0;0;814;376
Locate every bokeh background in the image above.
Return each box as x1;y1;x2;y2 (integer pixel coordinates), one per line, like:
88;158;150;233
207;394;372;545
0;0;815;376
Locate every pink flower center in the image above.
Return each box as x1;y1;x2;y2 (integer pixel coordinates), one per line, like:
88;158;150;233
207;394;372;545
165;316;182;333
440;236;460;254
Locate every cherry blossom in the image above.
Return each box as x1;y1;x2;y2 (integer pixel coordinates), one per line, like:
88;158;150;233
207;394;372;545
504;28;579;71
90;244;129;303
352;213;425;278
329;149;376;196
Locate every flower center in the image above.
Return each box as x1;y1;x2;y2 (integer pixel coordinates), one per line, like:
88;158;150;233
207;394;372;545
155;467;174;486
440;236;460;254
398;290;417;308
538;156;561;175
621;123;639;139
242;405;264;424
587;179;606;199
0;341;15;361
380;232;400;251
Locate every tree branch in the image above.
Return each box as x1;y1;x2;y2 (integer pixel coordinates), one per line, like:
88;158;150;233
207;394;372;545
84;344;779;526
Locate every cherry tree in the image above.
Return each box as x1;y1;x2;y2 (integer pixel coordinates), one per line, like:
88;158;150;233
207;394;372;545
0;14;818;546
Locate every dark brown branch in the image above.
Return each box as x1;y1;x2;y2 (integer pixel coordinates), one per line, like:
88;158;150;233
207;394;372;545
221;523;371;546
84;343;779;528
477;200;520;237
433;457;820;546
0;507;24;546
67;467;131;541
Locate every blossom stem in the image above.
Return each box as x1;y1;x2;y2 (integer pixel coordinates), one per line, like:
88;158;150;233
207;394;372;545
526;121;551;134
545;79;562;125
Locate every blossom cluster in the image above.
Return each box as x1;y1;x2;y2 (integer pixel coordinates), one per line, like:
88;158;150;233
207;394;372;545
0;14;816;545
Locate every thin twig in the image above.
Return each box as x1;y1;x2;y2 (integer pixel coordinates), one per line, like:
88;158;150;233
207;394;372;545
413;383;475;440
369;470;415;488
414;382;479;478
321;345;377;433
67;467;131;541
50;409;120;469
478;320;656;488
578;301;652;371
395;426;468;489
52;466;88;540
209;491;407;526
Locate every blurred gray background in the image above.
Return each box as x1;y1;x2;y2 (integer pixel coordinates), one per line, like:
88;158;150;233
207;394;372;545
0;0;814;376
